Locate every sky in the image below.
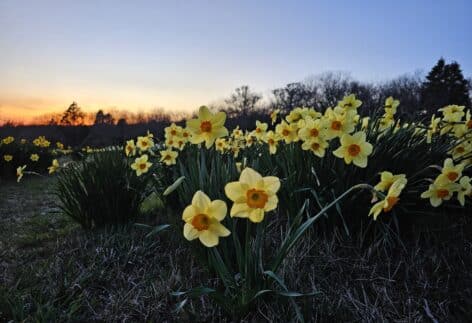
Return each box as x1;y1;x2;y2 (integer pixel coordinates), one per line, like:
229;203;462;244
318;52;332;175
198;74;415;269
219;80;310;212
1;0;471;123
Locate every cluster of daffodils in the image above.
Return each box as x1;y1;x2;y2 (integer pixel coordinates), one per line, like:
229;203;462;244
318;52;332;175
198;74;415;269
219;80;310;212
126;131;157;176
159;95;376;168
0;135;70;182
32;136;51;148
421;158;471;207
182;167;280;247
1;136;15;145
369;172;407;220
427;105;472;163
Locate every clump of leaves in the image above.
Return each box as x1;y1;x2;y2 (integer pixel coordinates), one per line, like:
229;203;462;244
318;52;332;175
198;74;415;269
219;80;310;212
55;148;152;229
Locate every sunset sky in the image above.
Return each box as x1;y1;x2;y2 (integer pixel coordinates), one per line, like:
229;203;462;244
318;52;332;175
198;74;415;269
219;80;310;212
1;0;471;123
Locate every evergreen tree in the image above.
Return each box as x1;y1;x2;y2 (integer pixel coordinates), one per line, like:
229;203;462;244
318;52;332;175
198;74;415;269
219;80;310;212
61;102;85;125
421;58;471;116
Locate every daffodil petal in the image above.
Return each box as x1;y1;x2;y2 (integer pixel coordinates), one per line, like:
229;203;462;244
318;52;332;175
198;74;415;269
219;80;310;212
183;223;199;240
208;200;227;221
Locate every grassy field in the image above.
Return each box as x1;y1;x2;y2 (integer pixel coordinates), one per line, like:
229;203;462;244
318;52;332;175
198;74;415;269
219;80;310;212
1;176;472;322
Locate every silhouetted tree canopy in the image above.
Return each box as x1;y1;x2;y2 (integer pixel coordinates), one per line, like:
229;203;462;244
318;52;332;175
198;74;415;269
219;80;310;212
225;85;262;118
421;58;471;116
61;102;85;126
94;110;115;125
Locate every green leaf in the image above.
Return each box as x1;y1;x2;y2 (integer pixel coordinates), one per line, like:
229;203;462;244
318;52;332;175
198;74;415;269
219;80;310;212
163;176;185;196
140;191;164;213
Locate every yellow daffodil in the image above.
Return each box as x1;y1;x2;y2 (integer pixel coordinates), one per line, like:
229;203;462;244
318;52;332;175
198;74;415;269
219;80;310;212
186;106;228;148
165;123;182;138
48;159;60;174
160;149;178;166
3;155;13;162
125;139;136;156
136;136;154;152
254;120;268;140
225;167;280;223
384;97;399;116
131;154;152;176
245;134;255;147
285;107;305;123
338;94;362;112
16;165;26;183
374;171;407;192
182;190;230;247
369;178;407;220
450;140;472;160
301;137;329;157
421;177;459;207
33;136;50;148
323;108;356;139
298;118;325;142
1;136;14;145
56;142;64;149
30;154;40;162
333;131;373;168
457;176;471;206
263;131;281;154
275;120;299;143
270;109;280;125
439;105;465;123
215;138;228;153
231;126;244;139
437;158;464;182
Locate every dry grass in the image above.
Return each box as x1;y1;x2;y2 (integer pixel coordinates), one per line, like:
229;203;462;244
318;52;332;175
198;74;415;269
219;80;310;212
1;177;471;322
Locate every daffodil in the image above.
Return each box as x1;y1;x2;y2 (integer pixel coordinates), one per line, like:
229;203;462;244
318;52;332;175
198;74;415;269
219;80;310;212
275;120;298;143
16;165;26;183
262;131;281;154
384;97;399;116
421;177;459;207
48;159;60;174
298;118;325;142
437;158;464;182
215;138;228;153
323;108;356;139
125;139;136;156
136;136;154;152
333;131;373;168
439;105;465;123
160;149;178;166
245;133;255;147
457;176;471;206
186;106;228;148
56;142;65;149
30;154;40;162
165;123;182;138
225;167;280;223
301;137;329;157
131;154;152;176
374;171;407;192
182;190;230;247
1;136;14;145
253;120;268;140
270;109;280;125
338;94;362;112
231;126;244;139
369;178;407;220
3;155;13;162
450;140;472;160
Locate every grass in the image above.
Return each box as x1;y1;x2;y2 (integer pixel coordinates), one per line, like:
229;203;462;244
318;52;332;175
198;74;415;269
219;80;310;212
1;176;472;322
